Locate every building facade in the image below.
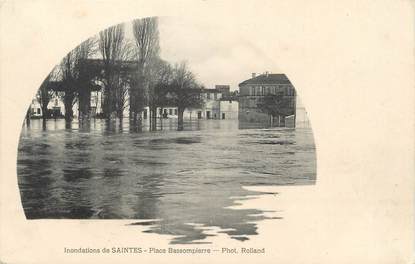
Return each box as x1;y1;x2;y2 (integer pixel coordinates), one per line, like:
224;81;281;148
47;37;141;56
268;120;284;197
28;85;240;122
219;99;238;120
215;85;230;97
238;73;296;127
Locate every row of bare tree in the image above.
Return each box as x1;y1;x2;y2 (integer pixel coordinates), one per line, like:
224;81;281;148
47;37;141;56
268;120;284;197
30;17;203;131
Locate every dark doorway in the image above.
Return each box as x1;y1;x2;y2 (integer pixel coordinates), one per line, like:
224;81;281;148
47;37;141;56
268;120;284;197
197;111;202;119
222;113;225;119
206;111;211;119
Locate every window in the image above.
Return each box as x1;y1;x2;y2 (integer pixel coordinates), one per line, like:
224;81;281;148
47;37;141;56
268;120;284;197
174;109;178;115
214;93;217;100
257;86;263;96
143;109;147;119
169;109;173;115
37;108;40;114
207;93;211;99
163;109;167;114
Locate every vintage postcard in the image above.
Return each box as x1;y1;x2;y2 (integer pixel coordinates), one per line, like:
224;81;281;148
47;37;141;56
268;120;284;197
0;1;413;263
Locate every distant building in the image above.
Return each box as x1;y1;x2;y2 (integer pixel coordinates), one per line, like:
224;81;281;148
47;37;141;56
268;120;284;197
142;87;225;120
29;99;42;118
215;85;230;97
200;88;221;119
27;80;239;122
28;94;67;118
28;81;102;119
238;72;296;127
144;87;239;121
219;99;238;120
294;97;310;128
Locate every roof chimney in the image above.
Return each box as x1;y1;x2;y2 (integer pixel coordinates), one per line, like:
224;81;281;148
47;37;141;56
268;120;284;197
265;71;269;77
252;73;256;78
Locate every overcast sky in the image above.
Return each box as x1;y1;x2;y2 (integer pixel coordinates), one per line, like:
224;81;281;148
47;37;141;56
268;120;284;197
125;16;282;91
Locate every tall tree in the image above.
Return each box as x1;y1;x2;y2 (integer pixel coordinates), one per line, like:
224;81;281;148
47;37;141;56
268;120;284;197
58;37;97;121
36;72;56;127
25;106;31;126
59;53;77;121
113;40;135;119
146;58;173;130
132;17;160;127
75;38;98;120
168;62;203;131
99;23;126;119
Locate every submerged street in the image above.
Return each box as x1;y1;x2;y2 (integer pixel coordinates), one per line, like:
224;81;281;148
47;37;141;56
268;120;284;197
17;118;316;244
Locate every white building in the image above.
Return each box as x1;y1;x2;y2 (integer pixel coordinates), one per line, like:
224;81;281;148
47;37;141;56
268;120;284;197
295;97;311;128
199;88;222;119
28;94;72;118
219;99;238;120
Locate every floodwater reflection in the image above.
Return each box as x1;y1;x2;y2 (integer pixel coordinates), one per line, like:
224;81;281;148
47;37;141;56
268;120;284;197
17;118;316;244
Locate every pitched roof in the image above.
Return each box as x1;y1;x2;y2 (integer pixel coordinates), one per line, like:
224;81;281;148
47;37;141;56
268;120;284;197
238;73;292;86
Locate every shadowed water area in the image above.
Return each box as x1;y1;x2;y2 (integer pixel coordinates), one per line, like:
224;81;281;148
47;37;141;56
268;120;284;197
17;118;316;244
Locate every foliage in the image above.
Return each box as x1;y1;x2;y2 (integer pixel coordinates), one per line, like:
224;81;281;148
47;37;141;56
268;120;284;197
257;92;293;118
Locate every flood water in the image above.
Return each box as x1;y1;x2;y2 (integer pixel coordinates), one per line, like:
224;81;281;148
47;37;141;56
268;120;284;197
17;118;316;244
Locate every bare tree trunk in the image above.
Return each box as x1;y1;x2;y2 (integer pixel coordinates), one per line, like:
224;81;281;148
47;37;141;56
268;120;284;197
65;120;72;129
150;106;157;131
41;104;48;124
79;87;91;121
129;111;143;132
178;107;185;131
64;97;74;122
159;107;163;131
25;107;31;127
132;17;160;130
117;118;123;132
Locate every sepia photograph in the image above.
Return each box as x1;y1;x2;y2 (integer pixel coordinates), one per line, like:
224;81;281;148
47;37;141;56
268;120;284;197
1;1;413;263
17;16;316;244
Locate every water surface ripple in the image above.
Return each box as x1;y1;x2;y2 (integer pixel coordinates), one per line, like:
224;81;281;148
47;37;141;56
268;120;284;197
17;119;316;244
